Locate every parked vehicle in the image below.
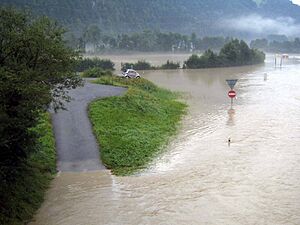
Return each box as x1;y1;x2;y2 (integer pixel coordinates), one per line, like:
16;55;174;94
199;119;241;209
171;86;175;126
122;69;141;78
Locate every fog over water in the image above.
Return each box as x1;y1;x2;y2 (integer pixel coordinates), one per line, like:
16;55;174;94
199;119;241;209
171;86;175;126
31;54;300;225
224;14;300;36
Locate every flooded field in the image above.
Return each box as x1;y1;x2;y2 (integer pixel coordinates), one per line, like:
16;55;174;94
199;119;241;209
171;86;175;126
31;54;300;225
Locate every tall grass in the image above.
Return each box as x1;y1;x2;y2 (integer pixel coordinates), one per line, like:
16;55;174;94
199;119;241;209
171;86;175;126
0;113;56;225
90;77;187;175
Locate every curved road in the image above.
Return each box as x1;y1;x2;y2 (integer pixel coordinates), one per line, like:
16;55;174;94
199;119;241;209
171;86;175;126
51;81;126;172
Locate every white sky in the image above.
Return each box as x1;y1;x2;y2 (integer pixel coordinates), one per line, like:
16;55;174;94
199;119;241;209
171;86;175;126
291;0;300;6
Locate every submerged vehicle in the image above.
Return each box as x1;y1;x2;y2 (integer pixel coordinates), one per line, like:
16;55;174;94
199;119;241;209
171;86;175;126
122;69;141;78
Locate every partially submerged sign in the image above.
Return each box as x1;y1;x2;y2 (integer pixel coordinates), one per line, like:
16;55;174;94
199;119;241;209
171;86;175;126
226;79;238;90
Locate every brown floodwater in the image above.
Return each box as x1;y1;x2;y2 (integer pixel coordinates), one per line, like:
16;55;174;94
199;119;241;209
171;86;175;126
31;54;300;225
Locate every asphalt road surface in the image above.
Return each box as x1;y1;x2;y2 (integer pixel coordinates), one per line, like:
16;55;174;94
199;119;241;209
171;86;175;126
51;81;126;172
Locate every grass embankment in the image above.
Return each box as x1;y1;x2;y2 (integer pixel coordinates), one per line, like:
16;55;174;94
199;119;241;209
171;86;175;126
0;113;56;225
89;77;187;175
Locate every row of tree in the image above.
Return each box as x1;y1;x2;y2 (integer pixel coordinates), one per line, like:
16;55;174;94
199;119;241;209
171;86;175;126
0;8;82;185
121;60;180;71
66;27;233;53
184;40;265;69
75;40;265;73
68;26;300;54
250;38;300;53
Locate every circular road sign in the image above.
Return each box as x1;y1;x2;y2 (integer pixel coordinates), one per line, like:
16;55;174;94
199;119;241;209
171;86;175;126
228;90;236;98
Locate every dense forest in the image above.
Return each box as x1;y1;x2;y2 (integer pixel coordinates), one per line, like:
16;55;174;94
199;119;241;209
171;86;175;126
69;28;300;54
2;0;300;37
72;28;233;53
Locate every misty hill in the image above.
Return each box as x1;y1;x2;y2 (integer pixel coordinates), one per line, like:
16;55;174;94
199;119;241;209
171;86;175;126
1;0;300;37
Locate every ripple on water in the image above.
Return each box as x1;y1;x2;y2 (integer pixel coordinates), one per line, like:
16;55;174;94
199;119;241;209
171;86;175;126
31;55;300;225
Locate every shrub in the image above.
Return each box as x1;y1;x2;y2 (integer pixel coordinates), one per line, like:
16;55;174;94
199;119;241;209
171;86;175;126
82;67;112;78
184;39;265;69
160;60;180;69
121;60;153;71
76;58;115;72
0;8;82;178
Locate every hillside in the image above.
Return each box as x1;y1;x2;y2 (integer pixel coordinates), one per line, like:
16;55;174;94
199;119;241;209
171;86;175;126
1;0;300;37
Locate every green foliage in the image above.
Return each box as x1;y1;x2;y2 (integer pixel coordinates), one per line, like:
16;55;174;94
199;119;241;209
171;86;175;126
184;39;265;69
121;60;153;71
0;7;81;192
0;113;56;225
76;58;115;72
83;25;101;46
183;54;202;69
81;31;232;53
90;77;187;175
81;67;112;78
160;60;180;69
3;0;300;38
121;60;181;71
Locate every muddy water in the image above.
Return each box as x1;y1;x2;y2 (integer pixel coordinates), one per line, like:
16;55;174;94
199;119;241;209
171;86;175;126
95;52;192;71
31;55;300;225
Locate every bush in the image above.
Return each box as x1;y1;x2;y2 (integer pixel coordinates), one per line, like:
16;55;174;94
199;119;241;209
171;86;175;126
82;67;112;78
0;113;56;225
184;39;265;69
160;60;180;69
121;60;153;71
76;58;115;72
0;8;82;178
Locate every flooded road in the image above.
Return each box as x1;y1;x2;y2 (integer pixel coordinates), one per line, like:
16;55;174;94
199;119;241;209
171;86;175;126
31;55;300;225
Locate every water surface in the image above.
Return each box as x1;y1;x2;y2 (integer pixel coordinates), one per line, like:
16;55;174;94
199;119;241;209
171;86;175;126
31;54;300;225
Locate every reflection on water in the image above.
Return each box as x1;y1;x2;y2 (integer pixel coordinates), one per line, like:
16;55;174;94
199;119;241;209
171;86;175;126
32;55;300;225
227;108;235;126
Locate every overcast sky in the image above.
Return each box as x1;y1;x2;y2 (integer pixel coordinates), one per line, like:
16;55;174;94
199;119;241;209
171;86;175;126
291;0;300;5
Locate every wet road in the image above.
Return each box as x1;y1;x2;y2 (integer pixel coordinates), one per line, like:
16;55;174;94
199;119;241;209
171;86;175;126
52;82;126;172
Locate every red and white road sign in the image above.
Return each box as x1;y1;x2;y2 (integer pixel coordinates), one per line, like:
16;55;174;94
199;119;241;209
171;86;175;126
228;90;236;98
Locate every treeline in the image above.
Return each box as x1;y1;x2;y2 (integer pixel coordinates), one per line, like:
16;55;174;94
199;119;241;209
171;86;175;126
0;8;82;224
75;40;265;77
75;58;115;72
75;58;179;78
4;0;300;37
1;0;262;36
66;28;233;53
184;39;265;69
121;60;180;71
250;38;300;53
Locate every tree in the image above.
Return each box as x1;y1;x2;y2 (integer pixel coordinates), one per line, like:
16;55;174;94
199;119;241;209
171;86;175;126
250;39;268;50
184;39;265;69
220;39;240;65
83;25;102;51
0;8;82;176
239;40;251;64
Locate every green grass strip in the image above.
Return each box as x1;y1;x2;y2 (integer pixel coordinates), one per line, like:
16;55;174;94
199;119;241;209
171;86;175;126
0;113;56;225
89;77;187;175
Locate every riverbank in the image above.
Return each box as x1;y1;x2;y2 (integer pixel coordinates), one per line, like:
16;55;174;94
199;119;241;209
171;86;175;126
89;77;187;175
0;113;56;225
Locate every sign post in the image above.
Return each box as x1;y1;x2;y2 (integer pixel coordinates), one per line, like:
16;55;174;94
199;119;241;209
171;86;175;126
226;79;238;106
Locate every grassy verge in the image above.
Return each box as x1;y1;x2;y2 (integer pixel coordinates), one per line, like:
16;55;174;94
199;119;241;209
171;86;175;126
0;113;56;225
89;76;187;175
